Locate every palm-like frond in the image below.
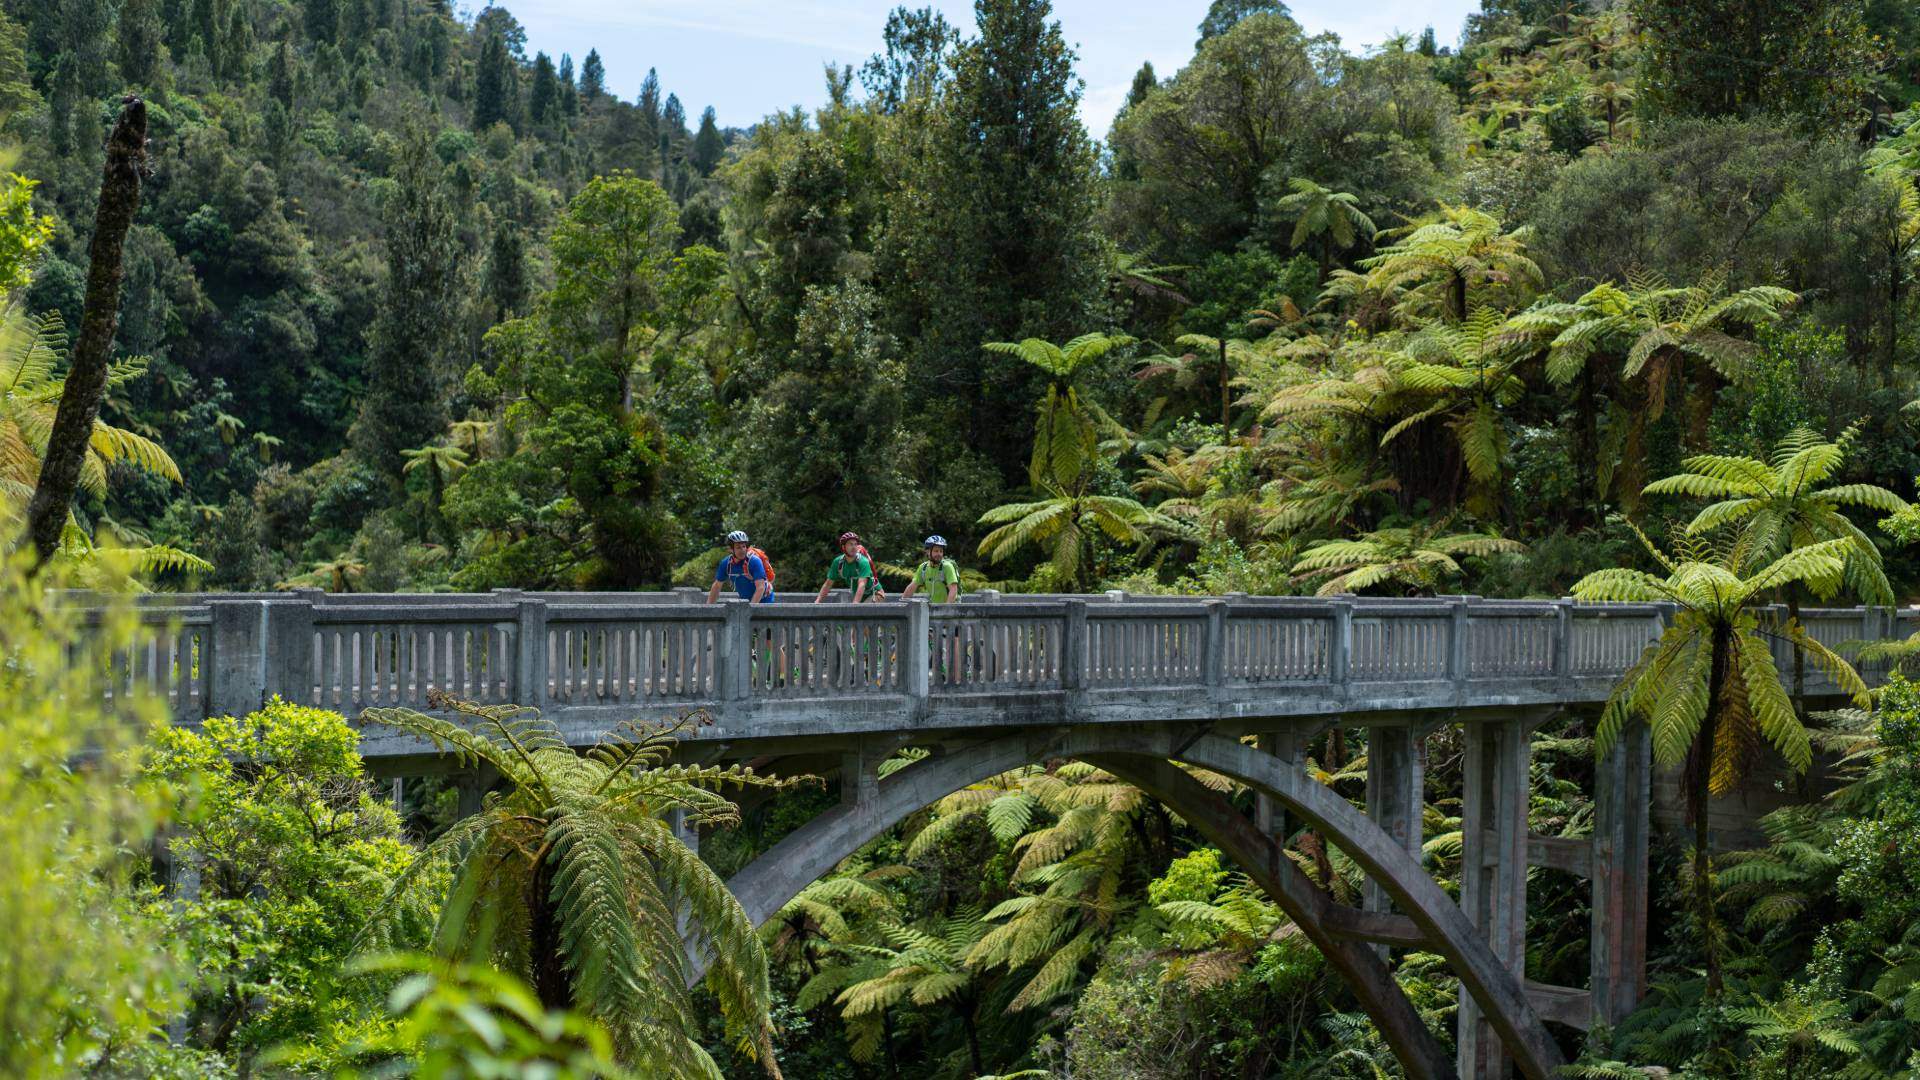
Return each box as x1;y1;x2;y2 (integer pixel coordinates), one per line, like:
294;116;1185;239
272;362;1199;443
0;306;182;502
359;696;807;1076
1292;523;1524;596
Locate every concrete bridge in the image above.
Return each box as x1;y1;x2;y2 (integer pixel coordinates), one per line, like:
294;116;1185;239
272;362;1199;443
104;587;1911;1078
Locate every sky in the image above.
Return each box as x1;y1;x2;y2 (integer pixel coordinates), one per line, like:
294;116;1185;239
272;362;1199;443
479;1;1481;137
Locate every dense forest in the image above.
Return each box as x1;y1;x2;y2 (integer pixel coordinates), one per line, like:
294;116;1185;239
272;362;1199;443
10;0;1920;1075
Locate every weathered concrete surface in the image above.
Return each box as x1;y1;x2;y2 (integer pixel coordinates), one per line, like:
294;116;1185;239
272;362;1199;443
99;590;1902;1079
715;725;1564;1080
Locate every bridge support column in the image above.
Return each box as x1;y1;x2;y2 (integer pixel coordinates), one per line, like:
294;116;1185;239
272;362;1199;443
1459;715;1529;1079
1590;716;1651;1026
1253;728;1305;843
840;749;878;807
1363;723;1426;956
455;767;495;819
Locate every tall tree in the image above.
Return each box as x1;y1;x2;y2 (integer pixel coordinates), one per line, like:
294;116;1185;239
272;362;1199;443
115;0;165;87
25;98;148;564
578;47;603;100
471;29;511;131
1574;530;1867;996
1196;0;1290;44
485;218;529;319
636;66;662;158
858;5;959;111
1273;177;1377;272
350;131;466;485
1633;0;1878;126
690;105;724;176
879;0;1105;485
528;49;558;129
557;51;577;117
301;0;336;44
267;37;294;108
453;173;695;586
1645;427;1905;715
660;91;687;168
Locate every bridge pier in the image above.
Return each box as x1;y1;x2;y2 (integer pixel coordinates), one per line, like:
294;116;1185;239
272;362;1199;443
1459;715;1530;1079
1590;716;1651;1025
1253;727;1306;843
1363;721;1428;958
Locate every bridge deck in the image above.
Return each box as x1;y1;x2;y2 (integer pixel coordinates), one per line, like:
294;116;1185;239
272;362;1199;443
95;588;1902;758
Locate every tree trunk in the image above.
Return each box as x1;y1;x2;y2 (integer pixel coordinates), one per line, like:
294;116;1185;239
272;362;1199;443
1695;624;1730;1000
1219;333;1230;431
961;1001;984;1077
1788;594;1806;726
528;853;575;1010
1686;366;1720;452
1579;363;1600;525
24;97;148;565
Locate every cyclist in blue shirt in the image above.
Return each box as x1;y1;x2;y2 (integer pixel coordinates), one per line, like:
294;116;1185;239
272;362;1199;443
706;530;774;603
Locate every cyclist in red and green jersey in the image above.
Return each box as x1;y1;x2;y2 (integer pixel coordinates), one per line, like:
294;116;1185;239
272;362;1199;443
814;531;885;603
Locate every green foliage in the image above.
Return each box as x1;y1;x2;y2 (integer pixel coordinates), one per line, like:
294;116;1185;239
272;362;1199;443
338;954;633;1078
1644;427;1905;605
0;169;50;292
1292;522;1525;595
1575;528;1865;784
445;175;700;588
0;556;181;1078
1634;0;1880;126
143;699;424;1066
359;698;803;1076
350;128;467;487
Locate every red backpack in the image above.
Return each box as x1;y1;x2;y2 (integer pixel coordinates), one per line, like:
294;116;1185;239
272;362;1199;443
732;547;776;584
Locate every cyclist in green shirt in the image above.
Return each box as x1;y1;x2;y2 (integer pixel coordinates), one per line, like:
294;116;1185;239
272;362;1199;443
814;531;885;603
901;535;960;603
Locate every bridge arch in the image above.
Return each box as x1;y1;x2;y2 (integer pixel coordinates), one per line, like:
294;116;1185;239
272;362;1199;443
717;726;1565;1080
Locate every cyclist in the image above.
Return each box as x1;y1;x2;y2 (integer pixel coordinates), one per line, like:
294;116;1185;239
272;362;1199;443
707;530;774;604
815;531;884;603
900;534;960;603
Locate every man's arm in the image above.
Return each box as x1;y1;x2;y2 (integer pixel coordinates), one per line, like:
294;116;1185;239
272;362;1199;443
901;576;919;600
945;580;959;603
706;580;723;603
815;578;831;603
852;575;868;604
753;579;770;603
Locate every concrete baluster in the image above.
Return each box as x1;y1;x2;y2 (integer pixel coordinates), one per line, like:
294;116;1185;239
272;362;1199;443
515;596;549;709
207;598;268;718
905;599;930;703
1062;599;1088;694
1204;598;1227;695
1448;597;1473;684
720;599;752;702
267;591;318;706
1330;598;1354;688
1552;598;1573;686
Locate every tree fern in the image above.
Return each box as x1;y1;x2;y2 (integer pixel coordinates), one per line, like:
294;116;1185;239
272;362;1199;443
359;697;806;1077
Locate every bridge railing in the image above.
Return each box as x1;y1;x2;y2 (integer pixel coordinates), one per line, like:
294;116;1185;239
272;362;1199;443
86;589;1911;725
